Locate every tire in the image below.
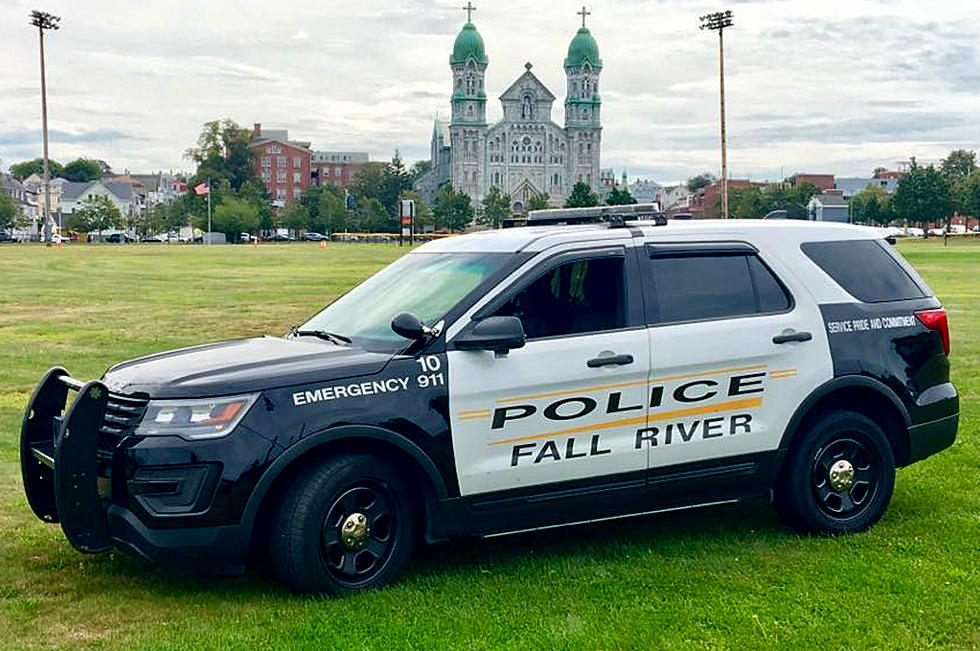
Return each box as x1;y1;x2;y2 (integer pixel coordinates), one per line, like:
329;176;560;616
775;410;895;535
269;453;417;595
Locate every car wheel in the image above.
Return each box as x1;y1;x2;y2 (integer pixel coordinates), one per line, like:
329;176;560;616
269;453;416;595
775;410;895;535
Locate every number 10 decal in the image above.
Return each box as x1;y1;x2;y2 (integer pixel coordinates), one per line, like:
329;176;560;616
416;355;444;388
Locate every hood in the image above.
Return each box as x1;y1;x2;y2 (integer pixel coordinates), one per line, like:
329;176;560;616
102;336;393;399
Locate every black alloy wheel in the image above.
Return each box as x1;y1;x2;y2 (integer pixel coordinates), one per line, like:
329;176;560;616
775;410;896;535
320;484;397;587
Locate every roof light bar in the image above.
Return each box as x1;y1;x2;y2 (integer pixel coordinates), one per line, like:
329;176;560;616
526;203;667;227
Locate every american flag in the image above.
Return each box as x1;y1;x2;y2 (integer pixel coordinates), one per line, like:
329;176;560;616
194;182;210;195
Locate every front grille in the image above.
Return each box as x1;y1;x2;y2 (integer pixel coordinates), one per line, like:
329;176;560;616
97;391;149;459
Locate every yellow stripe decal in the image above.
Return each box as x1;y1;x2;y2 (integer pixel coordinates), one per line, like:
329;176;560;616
495;363;767;404
488;397;764;446
457;410;491;421
769;368;797;379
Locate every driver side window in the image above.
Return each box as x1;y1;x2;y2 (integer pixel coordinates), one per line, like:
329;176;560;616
491;257;625;339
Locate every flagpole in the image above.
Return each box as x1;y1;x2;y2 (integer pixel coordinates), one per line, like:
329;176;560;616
206;179;211;246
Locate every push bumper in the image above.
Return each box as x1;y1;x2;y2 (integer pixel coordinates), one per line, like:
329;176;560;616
20;368;248;572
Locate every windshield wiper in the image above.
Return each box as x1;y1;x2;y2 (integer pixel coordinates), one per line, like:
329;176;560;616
290;326;351;346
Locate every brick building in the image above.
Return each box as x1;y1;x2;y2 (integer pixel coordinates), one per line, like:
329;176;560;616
792;173;835;191
249;124;311;207
311;151;369;189
684;179;762;219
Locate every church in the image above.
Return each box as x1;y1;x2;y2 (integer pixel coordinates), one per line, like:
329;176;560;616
414;6;604;213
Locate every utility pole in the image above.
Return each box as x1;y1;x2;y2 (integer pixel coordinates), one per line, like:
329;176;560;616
30;10;61;244
700;10;733;219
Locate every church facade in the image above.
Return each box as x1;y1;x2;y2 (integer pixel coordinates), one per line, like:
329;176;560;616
415;10;604;213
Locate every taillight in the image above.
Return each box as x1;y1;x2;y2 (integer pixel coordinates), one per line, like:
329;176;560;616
915;308;950;355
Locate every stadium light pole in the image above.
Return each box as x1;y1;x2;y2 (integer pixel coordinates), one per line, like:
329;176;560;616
30;10;61;244
700;10;733;219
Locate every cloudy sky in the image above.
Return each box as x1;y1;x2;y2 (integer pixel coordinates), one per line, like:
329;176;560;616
1;0;977;184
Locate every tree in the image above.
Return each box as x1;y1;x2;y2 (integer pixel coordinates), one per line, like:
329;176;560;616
71;195;122;239
409;159;432;182
952;172;980;221
352;162;387;205
61;158;104;182
527;193;550;212
727;185;767;219
209;196;260;238
0;193;25;233
686;172;716;193
940;149;977;184
850;184;892;225
479;185;511;229
872;167;888;179
9;158;63;180
606;186;637;206
281;200;309;235
185;119;256;191
355;197;390;233
432;184;473;232
379;151;414;220
564;182;599;208
892;159;952;229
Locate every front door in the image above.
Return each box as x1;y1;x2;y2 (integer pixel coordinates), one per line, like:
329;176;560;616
447;249;650;496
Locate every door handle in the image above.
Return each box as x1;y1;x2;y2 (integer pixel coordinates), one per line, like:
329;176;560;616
772;330;813;344
587;354;634;368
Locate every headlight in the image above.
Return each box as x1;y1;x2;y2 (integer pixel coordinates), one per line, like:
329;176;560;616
134;394;258;440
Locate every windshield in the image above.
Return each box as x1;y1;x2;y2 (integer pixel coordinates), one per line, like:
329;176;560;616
300;252;511;350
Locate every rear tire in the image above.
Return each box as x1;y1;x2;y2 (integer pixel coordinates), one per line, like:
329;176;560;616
775;410;895;535
269;453;416;595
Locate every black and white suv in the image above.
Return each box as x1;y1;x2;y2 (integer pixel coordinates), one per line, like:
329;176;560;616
21;213;958;594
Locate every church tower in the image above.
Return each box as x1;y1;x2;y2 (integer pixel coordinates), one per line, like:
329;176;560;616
564;7;602;193
449;3;488;200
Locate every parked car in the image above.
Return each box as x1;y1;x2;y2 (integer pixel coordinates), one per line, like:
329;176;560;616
20;215;957;595
104;233;134;243
262;233;294;242
949;224;966;234
302;232;329;241
0;232;17;243
928;228;946;237
139;234;167;243
907;227;925;237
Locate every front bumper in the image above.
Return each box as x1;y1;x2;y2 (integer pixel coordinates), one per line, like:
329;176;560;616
20;368;250;572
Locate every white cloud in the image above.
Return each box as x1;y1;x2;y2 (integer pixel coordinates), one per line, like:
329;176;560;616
0;0;977;183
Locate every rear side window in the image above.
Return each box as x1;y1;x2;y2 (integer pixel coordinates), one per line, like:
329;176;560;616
646;253;791;324
802;239;927;303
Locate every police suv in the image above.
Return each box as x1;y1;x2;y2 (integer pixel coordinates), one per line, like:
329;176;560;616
21;207;958;594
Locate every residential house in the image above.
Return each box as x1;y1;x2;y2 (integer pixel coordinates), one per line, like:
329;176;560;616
629;179;662;205
59;180;135;219
833;177;898;200
808;193;849;223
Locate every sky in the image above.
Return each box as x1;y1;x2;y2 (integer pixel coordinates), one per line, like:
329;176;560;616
1;0;978;185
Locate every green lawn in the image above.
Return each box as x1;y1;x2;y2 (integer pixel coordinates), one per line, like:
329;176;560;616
0;240;977;650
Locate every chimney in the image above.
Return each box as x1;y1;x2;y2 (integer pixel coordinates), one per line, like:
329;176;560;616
253;123;261;137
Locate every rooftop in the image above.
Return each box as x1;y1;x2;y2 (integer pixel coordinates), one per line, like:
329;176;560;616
416;219;885;254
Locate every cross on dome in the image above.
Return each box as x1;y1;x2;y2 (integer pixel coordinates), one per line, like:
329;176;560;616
577;5;591;28
462;1;476;22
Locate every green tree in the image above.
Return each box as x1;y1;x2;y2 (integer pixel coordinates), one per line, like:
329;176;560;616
9;158;63;180
281;201;309;236
61;158;104;182
379;151;414;220
432;184;473;232
849;184;892;225
564;182;599;208
185;119;257;191
352;162;387;204
409;159;432;182
71;195;122;240
355;197;390;233
606;186;637;206
0;193;25;233
686;172;716;193
952;172;980;220
209;196;260;239
892;159;953;229
727;185;767;219
526;193;550;212
940;149;977;184
478;186;511;229
872;167;888;179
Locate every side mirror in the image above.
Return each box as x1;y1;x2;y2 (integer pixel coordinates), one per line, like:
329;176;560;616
454;316;526;353
391;312;425;341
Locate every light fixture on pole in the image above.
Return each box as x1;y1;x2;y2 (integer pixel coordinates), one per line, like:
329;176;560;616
700;9;733;219
30;9;61;244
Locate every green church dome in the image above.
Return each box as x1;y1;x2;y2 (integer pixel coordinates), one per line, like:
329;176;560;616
450;22;488;65
564;27;602;68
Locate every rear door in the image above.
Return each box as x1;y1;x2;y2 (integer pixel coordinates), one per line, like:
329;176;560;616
447;246;650;496
637;242;832;474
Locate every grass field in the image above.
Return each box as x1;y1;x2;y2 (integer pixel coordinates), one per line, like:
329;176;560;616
0;240;977;650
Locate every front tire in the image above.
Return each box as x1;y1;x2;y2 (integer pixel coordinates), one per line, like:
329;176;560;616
775;410;895;535
269;453;416;595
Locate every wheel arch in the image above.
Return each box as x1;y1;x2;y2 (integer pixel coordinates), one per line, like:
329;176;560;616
242;425;448;552
774;376;912;475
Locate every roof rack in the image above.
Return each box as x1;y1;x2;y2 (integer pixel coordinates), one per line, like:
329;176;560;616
526;203;667;228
